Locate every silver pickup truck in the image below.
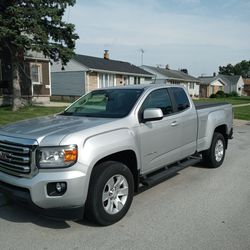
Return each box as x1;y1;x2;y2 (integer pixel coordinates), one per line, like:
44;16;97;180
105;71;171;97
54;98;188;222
0;85;233;225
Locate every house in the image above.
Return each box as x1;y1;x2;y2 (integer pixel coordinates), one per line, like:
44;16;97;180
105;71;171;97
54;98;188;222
0;49;51;105
198;74;245;97
243;78;250;96
51;51;153;101
140;65;200;97
198;76;227;98
219;75;244;96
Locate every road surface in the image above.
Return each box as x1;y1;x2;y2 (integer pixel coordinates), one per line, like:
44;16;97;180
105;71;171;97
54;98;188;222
0;123;249;250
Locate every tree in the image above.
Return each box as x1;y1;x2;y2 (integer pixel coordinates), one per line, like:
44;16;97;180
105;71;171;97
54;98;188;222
0;0;79;111
219;60;250;78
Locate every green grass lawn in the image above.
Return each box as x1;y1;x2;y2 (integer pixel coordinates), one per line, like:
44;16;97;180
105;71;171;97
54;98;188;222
194;96;250;106
194;97;250;120
0;106;66;126
233;106;250;120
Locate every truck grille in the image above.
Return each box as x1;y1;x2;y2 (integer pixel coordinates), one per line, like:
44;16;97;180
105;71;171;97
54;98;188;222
0;137;38;177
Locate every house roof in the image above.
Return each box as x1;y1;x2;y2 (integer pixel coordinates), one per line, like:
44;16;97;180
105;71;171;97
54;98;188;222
73;54;153;76
218;74;241;85
198;74;241;86
198;76;215;85
142;65;200;83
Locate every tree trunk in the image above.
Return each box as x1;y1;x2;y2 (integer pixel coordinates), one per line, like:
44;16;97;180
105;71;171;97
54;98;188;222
12;50;22;111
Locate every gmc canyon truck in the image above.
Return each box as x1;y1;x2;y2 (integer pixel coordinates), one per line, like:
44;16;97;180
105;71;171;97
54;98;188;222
0;85;233;225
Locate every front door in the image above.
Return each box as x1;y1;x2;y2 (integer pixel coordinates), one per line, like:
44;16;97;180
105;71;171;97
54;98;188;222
135;88;182;174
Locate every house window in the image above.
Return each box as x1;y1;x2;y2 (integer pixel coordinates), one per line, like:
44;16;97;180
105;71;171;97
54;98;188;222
129;76;135;85
219;86;223;91
99;73;115;88
123;76;128;85
30;63;42;84
189;82;195;89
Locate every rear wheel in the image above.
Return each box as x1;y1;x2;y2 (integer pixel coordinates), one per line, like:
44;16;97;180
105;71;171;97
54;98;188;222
85;161;134;226
202;132;226;168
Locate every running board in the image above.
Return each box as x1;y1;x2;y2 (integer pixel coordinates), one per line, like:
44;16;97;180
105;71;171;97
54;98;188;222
140;156;202;186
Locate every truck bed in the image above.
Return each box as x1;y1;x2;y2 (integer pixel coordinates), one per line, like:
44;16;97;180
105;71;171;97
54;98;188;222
194;102;229;110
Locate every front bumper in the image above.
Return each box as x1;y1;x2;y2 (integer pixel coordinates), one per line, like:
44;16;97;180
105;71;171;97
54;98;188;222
0;180;84;220
0;163;89;220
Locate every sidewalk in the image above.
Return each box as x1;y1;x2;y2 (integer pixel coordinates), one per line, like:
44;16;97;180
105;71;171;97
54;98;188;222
233;103;250;107
233;119;250;127
35;101;70;107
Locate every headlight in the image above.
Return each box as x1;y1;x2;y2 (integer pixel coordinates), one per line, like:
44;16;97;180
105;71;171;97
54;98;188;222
38;145;78;168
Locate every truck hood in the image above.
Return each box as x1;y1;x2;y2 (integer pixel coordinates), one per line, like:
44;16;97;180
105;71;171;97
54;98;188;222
0;114;116;146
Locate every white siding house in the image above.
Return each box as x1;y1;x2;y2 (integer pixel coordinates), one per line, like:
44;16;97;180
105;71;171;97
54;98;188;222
141;65;200;97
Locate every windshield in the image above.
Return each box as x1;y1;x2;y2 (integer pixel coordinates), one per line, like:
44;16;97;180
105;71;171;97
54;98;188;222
62;88;144;118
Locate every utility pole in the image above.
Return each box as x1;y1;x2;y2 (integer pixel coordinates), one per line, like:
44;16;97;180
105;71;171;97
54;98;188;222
140;49;144;66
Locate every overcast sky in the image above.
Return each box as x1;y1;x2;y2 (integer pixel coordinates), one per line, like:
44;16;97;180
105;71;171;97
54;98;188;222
67;0;250;76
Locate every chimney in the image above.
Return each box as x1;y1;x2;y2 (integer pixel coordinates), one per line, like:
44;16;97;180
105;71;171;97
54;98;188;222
104;50;109;60
165;64;169;70
213;72;216;77
180;68;188;74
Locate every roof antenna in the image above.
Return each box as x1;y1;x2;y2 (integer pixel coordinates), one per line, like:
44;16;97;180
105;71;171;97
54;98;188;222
140;49;144;66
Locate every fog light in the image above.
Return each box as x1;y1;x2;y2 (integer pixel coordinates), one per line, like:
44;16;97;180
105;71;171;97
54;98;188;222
47;182;67;196
56;182;66;193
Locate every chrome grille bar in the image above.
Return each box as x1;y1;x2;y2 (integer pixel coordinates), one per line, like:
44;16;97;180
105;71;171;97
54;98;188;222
0;142;30;154
0;136;38;177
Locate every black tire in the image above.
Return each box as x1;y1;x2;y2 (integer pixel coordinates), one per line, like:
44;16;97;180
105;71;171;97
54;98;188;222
202;132;226;168
85;161;134;226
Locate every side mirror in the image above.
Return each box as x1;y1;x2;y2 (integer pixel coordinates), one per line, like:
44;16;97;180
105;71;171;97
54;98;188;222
143;108;163;122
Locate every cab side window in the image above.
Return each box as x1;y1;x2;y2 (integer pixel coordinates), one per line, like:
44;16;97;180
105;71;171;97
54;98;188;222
141;89;173;116
171;87;190;111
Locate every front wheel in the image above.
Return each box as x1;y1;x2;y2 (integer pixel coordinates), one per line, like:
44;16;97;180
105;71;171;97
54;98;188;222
85;161;134;226
202;132;226;168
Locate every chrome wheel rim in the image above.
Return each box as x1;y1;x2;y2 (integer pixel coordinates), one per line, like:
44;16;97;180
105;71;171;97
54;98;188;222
215;139;224;162
102;174;129;215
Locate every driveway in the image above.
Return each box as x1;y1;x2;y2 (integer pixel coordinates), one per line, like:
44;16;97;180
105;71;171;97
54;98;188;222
0;123;250;250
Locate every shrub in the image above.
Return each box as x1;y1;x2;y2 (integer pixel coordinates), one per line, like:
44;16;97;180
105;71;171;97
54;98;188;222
230;91;239;97
216;90;225;98
210;93;217;98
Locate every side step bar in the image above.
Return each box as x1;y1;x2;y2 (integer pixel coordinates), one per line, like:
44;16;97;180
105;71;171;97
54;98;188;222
140;156;202;186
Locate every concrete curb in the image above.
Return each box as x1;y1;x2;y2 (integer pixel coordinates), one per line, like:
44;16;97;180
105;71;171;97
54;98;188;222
0;193;8;207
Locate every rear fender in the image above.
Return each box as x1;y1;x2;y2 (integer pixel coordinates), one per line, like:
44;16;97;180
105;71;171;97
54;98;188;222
197;110;228;152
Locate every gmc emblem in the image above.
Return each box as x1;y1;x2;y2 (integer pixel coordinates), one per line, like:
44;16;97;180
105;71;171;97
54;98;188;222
0;151;9;160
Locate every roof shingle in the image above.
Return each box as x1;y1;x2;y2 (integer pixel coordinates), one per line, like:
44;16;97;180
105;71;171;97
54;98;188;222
143;65;200;83
73;54;153;76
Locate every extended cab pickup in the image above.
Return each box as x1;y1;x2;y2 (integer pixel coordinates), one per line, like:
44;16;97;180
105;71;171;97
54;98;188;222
0;85;233;225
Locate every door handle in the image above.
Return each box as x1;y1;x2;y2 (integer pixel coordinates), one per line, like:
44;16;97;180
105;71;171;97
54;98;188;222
171;121;179;127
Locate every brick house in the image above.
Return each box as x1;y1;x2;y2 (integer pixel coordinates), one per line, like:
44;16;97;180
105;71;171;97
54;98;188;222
0;49;51;105
51;51;153;101
243;78;250;96
198;76;226;98
198;74;244;98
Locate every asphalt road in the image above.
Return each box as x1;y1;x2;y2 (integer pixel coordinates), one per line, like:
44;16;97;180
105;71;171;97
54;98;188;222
0;124;250;250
